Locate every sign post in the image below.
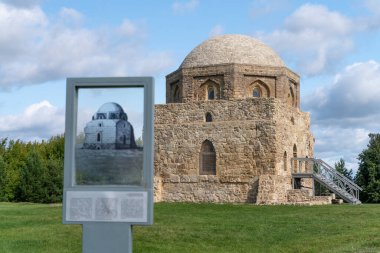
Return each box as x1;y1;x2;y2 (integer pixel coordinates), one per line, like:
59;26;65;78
62;77;154;253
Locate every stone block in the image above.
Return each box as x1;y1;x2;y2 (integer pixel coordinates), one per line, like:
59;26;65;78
169;175;180;183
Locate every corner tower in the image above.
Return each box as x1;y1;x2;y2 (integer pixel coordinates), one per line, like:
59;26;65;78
155;34;314;204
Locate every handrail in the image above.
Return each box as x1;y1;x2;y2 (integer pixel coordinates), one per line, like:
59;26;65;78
316;159;362;191
291;157;362;204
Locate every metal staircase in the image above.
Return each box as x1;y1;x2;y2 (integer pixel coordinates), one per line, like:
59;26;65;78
291;158;362;204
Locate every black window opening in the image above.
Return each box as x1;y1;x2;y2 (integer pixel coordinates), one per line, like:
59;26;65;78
205;112;213;122
253;87;261;97
208;88;215;100
173;85;180;103
200;140;216;175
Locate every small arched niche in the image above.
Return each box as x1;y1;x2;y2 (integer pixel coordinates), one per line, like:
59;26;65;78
293;144;297;172
170;81;181;103
287;86;295;107
248;80;270;98
291;116;295;125
200;79;220;101
205;112;213;122
283;151;288;171
173;85;180;103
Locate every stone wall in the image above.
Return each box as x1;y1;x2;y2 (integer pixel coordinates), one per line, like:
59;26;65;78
256;175;292;204
154;99;313;203
158;175;258;203
273;102;314;176
165;63;300;108
287;190;332;205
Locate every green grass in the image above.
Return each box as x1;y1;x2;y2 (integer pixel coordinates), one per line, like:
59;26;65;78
0;203;379;253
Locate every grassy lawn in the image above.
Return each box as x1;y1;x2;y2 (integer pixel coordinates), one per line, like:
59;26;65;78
0;203;379;253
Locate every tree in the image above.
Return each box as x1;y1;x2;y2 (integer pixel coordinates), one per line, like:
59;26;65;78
16;149;48;202
334;158;353;180
135;136;143;147
0;156;7;201
356;133;380;203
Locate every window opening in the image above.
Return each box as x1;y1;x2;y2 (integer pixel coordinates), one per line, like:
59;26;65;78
293;144;297;172
174;85;180;103
200;140;216;175
208;88;215;100
205;112;212;122
253;87;261;97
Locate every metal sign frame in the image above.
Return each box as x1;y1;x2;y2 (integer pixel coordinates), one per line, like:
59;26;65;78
62;77;154;226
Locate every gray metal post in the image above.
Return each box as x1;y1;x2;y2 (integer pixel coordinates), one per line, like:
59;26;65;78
83;223;133;253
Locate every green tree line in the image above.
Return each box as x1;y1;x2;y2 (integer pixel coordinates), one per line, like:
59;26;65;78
0;133;379;203
334;134;380;203
0;135;64;203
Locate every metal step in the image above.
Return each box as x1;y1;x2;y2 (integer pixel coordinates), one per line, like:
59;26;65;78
292;158;362;204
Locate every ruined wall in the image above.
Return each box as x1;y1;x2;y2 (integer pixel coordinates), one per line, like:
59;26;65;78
154;98;314;203
154;99;279;203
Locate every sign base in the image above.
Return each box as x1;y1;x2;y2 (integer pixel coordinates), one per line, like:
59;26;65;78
83;223;132;253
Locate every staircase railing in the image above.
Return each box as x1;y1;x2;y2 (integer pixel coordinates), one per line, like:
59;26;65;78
291;158;362;204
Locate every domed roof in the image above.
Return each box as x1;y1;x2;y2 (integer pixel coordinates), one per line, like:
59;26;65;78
180;34;285;68
97;102;124;114
94;102;128;121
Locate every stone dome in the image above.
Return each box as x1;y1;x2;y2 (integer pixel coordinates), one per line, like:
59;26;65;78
95;102;127;120
97;102;124;114
180;34;285;68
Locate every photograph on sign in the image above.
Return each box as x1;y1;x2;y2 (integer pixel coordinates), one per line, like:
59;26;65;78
75;87;144;186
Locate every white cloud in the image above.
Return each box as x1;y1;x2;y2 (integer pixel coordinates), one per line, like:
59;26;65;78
209;25;223;37
304;61;380;173
59;7;83;27
251;0;289;18
0;3;173;89
312;125;369;173
0;0;41;8
119;19;138;36
172;0;199;14
0;100;64;141
363;0;380;29
305;61;380;120
258;4;355;76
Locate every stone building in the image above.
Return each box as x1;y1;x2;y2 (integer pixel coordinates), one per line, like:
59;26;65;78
83;102;136;149
154;34;316;204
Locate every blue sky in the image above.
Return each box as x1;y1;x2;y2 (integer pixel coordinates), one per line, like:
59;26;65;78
0;0;380;173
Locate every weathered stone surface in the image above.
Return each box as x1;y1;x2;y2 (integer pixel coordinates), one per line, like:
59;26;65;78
154;34;316;204
154;98;313;203
287;190;332;205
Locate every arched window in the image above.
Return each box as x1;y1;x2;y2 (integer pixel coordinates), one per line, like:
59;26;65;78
288;87;295;107
200;140;216;175
205;112;212;122
253;87;261;97
173;85;180;103
283;151;287;171
97;133;101;142
208;88;215;100
293;144;297;172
